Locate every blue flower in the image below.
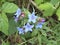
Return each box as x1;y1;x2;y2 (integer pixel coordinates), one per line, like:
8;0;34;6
28;12;38;23
36;22;44;29
14;8;21;18
17;27;24;34
24;23;34;32
14;8;21;22
14;17;19;22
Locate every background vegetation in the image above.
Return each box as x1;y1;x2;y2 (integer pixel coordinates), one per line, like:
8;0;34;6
0;0;60;45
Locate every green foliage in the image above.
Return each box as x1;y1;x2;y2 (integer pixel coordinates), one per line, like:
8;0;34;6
7;0;14;1
34;0;43;5
31;29;38;37
0;0;60;45
1;0;6;3
2;2;18;13
38;3;55;17
47;40;57;45
2;41;10;45
8;18;17;35
56;7;60;20
43;0;51;2
40;29;47;37
50;0;60;6
38;33;41;45
23;8;30;16
0;1;18;35
0;13;8;35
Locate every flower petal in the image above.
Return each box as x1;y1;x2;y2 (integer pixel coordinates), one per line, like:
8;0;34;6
28;12;38;23
17;27;24;34
24;23;34;32
14;8;21;18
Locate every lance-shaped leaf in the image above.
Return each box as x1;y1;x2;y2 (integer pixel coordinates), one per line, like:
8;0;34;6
34;0;43;5
0;13;9;35
50;0;59;6
38;3;55;17
2;2;18;13
56;7;60;20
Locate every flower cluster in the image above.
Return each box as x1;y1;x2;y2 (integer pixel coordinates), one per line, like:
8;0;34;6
14;8;45;34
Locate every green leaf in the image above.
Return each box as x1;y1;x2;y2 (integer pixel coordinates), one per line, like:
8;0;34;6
38;3;55;17
47;43;53;45
8;0;14;1
50;0;59;6
57;41;60;45
2;41;10;45
8;18;17;35
2;2;18;13
31;29;38;37
47;40;57;45
38;33;41;45
41;30;47;37
0;13;9;35
1;0;6;3
41;35;48;43
17;44;21;45
56;7;60;20
34;0;43;5
43;0;51;2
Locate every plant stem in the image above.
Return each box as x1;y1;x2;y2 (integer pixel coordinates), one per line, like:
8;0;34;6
29;0;43;14
20;37;36;45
